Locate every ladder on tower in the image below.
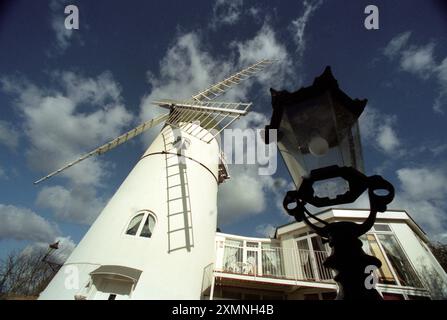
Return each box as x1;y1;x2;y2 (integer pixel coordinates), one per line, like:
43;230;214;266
162;127;194;253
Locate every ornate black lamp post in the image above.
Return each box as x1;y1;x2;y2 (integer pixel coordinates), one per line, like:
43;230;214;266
264;67;395;300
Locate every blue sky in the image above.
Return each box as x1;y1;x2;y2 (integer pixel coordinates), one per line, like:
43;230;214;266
1;0;447;259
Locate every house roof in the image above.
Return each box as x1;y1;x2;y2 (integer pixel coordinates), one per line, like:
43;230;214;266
90;265;142;283
274;208;428;242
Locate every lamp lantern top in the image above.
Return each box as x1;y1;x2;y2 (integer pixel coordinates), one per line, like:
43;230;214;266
265;66;367;188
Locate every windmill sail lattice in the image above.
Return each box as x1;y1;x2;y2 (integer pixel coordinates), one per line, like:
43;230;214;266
152;100;252;143
34;59;275;184
33;113;170;185
191;59;275;102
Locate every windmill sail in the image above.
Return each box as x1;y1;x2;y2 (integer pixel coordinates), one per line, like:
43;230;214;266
152;99;252;143
191;59;275;102
158;59;274;142
34;59;275;184
33;112;169;185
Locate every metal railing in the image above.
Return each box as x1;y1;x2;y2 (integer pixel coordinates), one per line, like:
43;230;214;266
216;243;334;283
297;249;333;281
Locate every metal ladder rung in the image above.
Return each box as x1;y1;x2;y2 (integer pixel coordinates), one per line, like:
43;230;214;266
167;183;187;188
168;211;191;217
167;173;181;178
212;86;226;93
167;196;186;202
167;164;182;168
199;93;212;100
249;66;262;72
168;226;193;233
225;79;239;85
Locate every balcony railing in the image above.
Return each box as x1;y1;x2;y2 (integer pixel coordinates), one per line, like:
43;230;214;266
215;242;334;283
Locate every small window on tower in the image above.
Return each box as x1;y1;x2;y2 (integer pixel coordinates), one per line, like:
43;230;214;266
125;211;156;238
126;214;144;235
140;215;156;238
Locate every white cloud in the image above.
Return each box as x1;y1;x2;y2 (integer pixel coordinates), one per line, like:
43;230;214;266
218;111;289;225
218;112;269;224
359;106;401;155
0;120;20;150
218;169;266;223
2;73;133;187
1;71;133;224
383;32;447;113
400;43;437;77
255;223;276;238
289;0;322;57
36;185;104;224
0;204;60;242
57;71;122;106
383;31;412;58
396;167;447;202
217;166;290;225
139;32;232;146
139;24;294;145
376;125;400;153
391;166;447;241
433;97;444;114
232;24;296;88
360;106;445;168
211;0;244;28
235;24;287;64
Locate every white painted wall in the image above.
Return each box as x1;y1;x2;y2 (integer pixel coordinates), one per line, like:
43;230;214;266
39;124;220;300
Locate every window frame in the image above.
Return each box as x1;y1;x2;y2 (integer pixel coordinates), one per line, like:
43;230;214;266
375;232;423;288
124;210;157;239
125;213;145;236
365;224;424;289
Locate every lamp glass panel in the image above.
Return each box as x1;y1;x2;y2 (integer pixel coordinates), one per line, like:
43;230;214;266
277;92;364;186
278;94;343;176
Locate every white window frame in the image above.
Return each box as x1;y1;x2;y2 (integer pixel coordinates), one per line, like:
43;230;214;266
124;210;157;239
366;223;424;290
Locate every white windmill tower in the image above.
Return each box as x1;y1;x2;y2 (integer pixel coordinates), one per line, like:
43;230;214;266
36;59;274;300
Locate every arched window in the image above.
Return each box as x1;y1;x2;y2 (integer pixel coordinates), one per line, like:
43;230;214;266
125;211;156;238
140;214;156;238
126;214;144;236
